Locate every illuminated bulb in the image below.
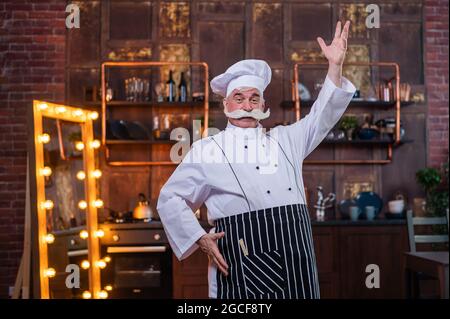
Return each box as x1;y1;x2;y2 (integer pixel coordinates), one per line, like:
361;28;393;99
80;260;90;269
78;200;87;210
41;200;54;210
97;290;108;299
104;256;111;263
38;103;48;110
75;141;84;151
40;166;52;177
44;268;56;278
38;133;50;144
94;229;105;238
91;169;102;179
79;230;89;239
44;233;55;244
55;106;66;114
95;260;107;269
90;140;101;149
104;285;113;291
93;199;104;208
82;291;92;299
89;111;99;120
73;109;84;117
76;171;86;180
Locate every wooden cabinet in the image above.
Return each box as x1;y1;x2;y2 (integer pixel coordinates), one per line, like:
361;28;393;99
172;249;209;299
173;222;408;299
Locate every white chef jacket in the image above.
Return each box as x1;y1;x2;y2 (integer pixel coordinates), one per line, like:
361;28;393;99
157;75;356;298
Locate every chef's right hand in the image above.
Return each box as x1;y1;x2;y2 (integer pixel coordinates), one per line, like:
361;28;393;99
197;232;229;276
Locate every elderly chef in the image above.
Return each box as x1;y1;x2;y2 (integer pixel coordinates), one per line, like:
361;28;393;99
157;21;355;299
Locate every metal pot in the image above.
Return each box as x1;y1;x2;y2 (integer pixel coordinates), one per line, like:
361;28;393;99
133;193;157;220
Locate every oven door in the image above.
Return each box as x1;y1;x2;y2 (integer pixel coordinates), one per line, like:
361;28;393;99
102;245;172;299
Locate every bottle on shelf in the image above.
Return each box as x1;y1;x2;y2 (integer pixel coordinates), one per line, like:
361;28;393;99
178;72;187;102
166;70;176;102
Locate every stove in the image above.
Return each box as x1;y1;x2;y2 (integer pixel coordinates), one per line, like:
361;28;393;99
99;219;172;299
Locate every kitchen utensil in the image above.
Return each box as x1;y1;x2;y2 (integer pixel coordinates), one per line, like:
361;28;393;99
349;206;361;221
365;206;376;220
388;199;405;214
338;199;357;219
133;193;158;220
109;120;131;140
355;191;383;216
357;128;379;140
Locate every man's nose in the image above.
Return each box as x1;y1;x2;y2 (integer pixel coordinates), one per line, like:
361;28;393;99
241;100;253;111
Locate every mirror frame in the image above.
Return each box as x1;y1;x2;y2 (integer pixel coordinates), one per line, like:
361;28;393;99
32;100;102;299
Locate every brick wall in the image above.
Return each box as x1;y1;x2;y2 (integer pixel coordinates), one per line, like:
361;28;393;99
0;0;66;298
424;0;449;168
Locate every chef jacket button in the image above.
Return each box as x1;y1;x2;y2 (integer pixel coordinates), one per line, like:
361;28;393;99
288;187;292;191
256;166;259;170
267;190;270;194
274;163;278;167
244;145;248;149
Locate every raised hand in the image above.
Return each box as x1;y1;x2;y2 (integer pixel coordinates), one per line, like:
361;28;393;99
317;20;350;66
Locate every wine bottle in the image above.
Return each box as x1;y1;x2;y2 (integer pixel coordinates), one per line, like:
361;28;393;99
178;72;187;102
166;70;175;102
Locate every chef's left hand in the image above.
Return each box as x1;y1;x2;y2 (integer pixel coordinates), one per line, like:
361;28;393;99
317;20;350;67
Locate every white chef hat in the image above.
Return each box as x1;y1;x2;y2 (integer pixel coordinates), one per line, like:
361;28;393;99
210;59;272;98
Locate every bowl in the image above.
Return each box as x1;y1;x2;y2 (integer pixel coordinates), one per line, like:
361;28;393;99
388;199;405;214
357;128;379;140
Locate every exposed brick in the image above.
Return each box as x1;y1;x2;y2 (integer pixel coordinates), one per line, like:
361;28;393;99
0;0;66;298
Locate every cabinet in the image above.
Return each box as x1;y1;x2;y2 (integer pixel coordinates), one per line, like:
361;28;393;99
100;61;210;166
283;62;414;164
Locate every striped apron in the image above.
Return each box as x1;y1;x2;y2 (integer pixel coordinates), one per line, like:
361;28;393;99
211;136;320;299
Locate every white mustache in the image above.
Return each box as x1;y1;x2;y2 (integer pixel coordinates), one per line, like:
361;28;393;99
224;108;270;120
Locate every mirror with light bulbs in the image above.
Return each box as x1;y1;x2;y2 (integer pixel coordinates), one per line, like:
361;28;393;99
31;101;104;299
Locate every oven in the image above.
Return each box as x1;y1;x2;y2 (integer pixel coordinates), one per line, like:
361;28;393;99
100;223;173;299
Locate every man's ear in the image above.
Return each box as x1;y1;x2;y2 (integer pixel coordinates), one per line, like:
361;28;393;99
222;98;228;110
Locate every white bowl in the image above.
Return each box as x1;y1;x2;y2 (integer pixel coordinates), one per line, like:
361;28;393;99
388;200;405;214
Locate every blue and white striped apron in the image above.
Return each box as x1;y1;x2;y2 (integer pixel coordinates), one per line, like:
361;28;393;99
211;136;320;299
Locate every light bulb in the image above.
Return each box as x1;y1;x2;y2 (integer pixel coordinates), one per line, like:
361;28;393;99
95;260;107;269
104;256;111;263
89;111;99;120
78;200;87;210
94;229;104;238
97;290;108;299
38;133;50;144
104;285;113;291
82;291;92;299
44;268;56;278
44;233;55;244
73;109;84;117
90;140;101;149
81;260;90;269
75;141;84;151
76;171;86;180
41;200;54;210
93;199;103;208
38;103;48;110
40;166;52;177
79;230;89;239
91;169;102;179
55;106;66;114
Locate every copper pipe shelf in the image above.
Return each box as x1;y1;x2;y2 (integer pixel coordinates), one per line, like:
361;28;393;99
105;101;206;108
321;139;413;145
101;61;210;167
282;100;414;109
292;61;405;165
105;139;177;145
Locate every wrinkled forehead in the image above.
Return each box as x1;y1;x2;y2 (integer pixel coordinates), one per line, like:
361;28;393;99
228;87;262;98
